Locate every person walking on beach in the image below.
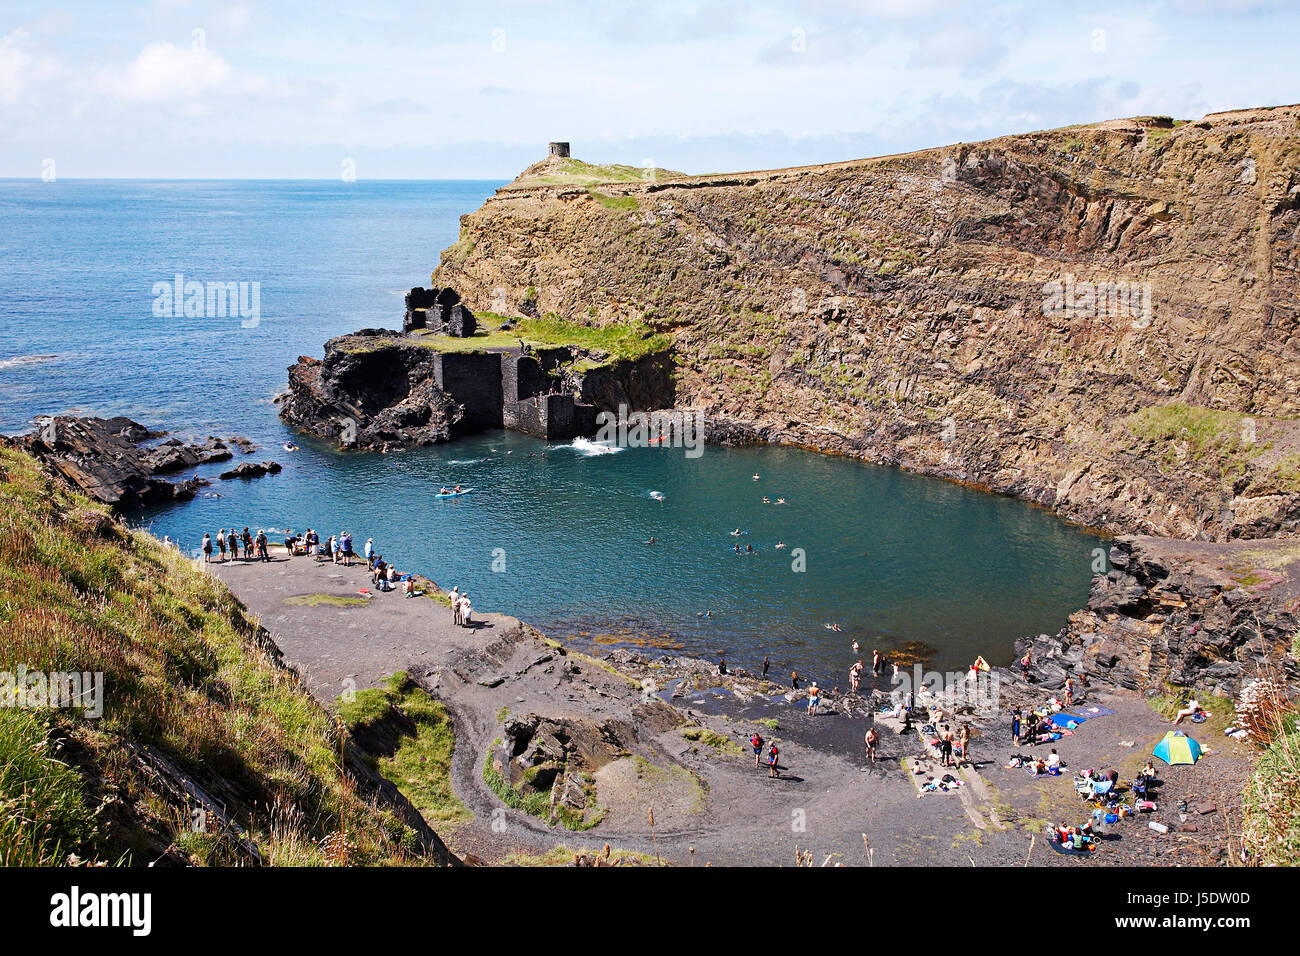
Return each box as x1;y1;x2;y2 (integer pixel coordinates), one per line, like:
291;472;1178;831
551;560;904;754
365;538;375;569
1011;705;1022;744
1020;649;1032;678
341;531;354;566
807;682;820;716
1064;676;1076;706
750;732;765;769
849;661;863;694
201;533;213;564
865;726;879;764
255;529;269;561
761;655;770;678
459;592;472;624
450;586;460;624
767;742;780;778
241;527;253;561
959;724;973;767
791;670;800;689
216;529;226;561
872;649;882;676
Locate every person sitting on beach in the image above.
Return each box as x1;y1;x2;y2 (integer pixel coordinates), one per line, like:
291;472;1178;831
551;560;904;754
1046;748;1062;772
717;657;727;675
402;575;415;598
1173;698;1203;724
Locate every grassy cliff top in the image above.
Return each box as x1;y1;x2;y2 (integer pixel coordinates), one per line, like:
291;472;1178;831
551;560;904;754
501;156;686;190
358;313;670;363
0;443;449;866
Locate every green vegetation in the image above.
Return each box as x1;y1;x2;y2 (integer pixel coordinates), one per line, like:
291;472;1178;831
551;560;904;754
507;157;683;189
284;592;369;608
0;444;437;865
410;312;670;364
680;726;744;756
337;672;468;826
587;189;639;212
499;843;663;866
1125;403;1268;485
1243;727;1300;865
481;739;606;831
757;718;780;731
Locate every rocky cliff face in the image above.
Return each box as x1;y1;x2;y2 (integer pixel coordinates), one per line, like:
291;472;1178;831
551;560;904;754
1020;536;1300;698
434;106;1300;541
278;330;463;451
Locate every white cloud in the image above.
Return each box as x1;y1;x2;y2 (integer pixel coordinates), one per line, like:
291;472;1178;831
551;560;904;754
101;41;236;102
0;30;35;105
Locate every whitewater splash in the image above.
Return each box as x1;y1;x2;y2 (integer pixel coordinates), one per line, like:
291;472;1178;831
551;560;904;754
447;458;486;466
0;354;57;372
648;490;665;501
568;438;624;457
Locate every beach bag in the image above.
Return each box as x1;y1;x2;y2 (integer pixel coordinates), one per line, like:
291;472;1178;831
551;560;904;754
1105;813;1119;824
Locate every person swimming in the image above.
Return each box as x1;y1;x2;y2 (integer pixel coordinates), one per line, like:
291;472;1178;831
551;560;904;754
752;474;760;481
745;544;755;553
775;541;786;548
730;528;742;536
646;536;657;544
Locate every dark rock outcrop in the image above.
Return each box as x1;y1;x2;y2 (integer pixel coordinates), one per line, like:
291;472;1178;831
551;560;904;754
219;461;282;480
1019;535;1300;697
277;336;463;451
16;416;257;510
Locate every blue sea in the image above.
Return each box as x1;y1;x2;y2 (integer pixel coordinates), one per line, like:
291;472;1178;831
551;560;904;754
0;180;1101;680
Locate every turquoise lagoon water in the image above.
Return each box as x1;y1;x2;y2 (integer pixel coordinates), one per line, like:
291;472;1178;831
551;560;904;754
0;180;1101;682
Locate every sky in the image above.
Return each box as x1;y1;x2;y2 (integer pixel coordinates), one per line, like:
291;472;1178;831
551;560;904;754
1;0;1297;179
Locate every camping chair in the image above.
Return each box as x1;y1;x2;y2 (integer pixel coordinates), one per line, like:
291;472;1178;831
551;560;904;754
1073;774;1093;799
1089;779;1115;803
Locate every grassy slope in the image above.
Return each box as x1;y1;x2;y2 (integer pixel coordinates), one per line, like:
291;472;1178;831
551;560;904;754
338;671;469;828
399;313;671;363
0;443;444;866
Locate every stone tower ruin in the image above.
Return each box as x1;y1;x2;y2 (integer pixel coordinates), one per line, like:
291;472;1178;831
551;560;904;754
548;141;570;159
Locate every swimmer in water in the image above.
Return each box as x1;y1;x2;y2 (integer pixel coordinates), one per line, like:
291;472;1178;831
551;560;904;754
646;536;657;545
731;528;742;536
776;497;787;505
745;544;755;553
734;543;741;553
775;541;786;549
753;474;760;481
762;496;770;503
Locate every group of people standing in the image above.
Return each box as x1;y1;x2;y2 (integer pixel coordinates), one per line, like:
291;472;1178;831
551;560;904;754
200;527;269;562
